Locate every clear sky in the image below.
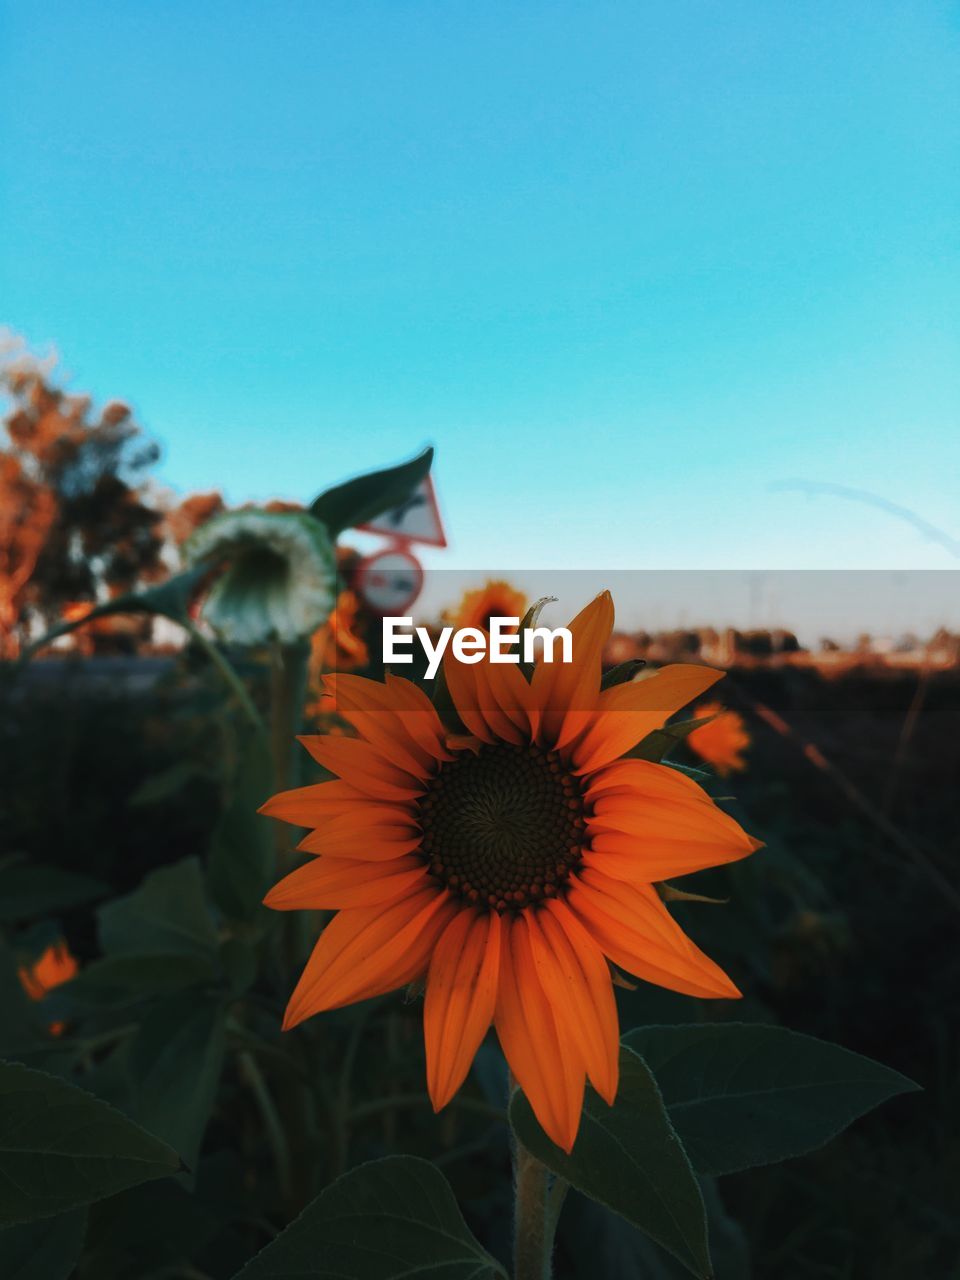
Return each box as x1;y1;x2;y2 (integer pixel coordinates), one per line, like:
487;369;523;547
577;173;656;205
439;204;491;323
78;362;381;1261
2;1;958;574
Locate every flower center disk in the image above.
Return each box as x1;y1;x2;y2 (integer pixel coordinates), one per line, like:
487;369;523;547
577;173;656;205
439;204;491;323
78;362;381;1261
418;743;587;911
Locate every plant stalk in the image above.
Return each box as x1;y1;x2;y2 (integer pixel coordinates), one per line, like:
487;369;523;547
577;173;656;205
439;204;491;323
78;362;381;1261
269;640;311;798
513;1138;554;1280
180;617;266;733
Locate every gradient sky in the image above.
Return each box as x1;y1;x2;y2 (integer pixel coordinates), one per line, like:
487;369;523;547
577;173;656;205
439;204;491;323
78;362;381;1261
2;1;958;574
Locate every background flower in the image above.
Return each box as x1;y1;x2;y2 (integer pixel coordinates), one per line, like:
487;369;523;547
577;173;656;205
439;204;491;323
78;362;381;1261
687;700;751;775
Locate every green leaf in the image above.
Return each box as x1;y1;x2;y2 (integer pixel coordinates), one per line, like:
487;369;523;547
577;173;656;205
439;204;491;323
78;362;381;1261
0;859;108;923
560;1179;751;1280
129;993;227;1175
0;1060;180;1225
0;941;48;1057
624;1023;920;1176
0;1208;87;1279
219;937;258;996
232;1154;507;1279
601;659;646;690
310;447;434;539
21;563;208;661
129;760;213;807
509;1047;710;1279
98;859;219;971
43;954;215;1022
207;733;274;923
629;715;716;764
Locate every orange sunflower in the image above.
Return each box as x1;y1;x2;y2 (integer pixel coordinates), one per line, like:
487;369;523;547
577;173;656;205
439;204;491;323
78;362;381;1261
445;579;527;632
19;939;78;1035
261;593;761;1151
687;700;751;776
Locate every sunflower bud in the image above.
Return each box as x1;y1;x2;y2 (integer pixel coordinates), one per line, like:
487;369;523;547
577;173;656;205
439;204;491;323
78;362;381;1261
185;508;337;645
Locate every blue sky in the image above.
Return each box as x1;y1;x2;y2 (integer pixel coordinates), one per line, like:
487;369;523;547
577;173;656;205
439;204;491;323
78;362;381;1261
2;0;958;573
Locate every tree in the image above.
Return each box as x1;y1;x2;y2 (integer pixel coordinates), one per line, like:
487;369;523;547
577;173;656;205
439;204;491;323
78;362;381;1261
1;335;166;649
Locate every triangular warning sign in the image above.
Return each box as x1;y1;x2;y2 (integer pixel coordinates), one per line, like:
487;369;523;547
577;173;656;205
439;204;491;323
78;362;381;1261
356;474;447;548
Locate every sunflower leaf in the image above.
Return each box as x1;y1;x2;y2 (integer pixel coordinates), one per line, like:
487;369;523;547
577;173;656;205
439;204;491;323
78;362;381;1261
0;1060;181;1225
509;1046;710;1279
98;858;220;971
41;954;216;1022
230;1154;507;1279
624;1023;920;1176
0;1208;87;1279
128;992;227;1179
0;942;49;1058
310;447;434;539
207;732;274;923
0;859;108;923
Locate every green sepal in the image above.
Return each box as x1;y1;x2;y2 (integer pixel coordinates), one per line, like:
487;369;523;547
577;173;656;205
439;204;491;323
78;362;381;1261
517;595;557;681
601;659;646;689
628;713;717;764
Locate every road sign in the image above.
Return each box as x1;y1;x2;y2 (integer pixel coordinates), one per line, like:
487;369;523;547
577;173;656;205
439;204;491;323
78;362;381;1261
355;547;425;615
356;474;447;548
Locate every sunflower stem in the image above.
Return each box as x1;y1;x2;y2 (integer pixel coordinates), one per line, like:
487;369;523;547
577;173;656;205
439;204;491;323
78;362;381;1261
238;1049;293;1203
513;1138;556;1280
269;640;311;798
181;617;266;734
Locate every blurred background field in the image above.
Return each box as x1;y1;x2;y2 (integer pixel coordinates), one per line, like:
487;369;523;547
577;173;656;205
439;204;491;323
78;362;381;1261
4;616;959;1277
2;343;958;1275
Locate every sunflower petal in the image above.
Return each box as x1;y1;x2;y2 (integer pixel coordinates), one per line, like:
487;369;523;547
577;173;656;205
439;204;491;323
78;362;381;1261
282;889;455;1027
531;592;613;749
296;824;422;860
383;673;456;761
321;674;442;775
265;856;429;910
589;829;761;882
530;902;620;1104
301;736;426;800
258;779;371;827
571;664;724;773
444;648;534;746
569;868;741;999
586;757;717;806
494;914;586;1152
442;648;497;743
424;910;501;1111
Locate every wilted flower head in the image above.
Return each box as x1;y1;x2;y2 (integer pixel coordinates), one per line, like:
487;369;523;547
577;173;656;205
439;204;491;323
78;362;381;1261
185;507;337;646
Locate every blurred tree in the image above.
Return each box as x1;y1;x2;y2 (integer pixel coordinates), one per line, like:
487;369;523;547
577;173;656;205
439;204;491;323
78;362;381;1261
1;334;166;648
